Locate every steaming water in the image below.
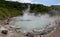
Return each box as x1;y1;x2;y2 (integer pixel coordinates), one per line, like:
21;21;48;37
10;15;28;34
9;5;58;33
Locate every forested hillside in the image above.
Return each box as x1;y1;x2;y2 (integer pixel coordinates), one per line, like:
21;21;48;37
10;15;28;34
0;0;28;20
0;0;60;20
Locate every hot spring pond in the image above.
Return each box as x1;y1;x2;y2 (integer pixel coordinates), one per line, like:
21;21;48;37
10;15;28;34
9;14;57;33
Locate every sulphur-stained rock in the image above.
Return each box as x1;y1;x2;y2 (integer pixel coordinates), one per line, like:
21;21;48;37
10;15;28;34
1;30;8;35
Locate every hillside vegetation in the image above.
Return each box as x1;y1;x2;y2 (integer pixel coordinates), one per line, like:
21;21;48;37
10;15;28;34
0;0;60;20
0;0;28;20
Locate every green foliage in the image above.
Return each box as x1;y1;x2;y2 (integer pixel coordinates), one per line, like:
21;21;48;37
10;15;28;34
30;4;50;14
0;0;27;20
0;0;59;19
0;7;23;20
0;1;28;11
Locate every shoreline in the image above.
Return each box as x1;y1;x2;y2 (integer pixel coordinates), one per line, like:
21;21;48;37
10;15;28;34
0;18;60;37
44;25;60;37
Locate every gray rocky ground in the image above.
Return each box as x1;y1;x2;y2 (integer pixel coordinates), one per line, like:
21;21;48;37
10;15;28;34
0;19;60;37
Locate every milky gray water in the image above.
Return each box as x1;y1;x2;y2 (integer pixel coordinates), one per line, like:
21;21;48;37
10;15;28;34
9;13;58;33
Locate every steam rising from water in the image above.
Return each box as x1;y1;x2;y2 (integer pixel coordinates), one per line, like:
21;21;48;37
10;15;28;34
9;5;59;34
